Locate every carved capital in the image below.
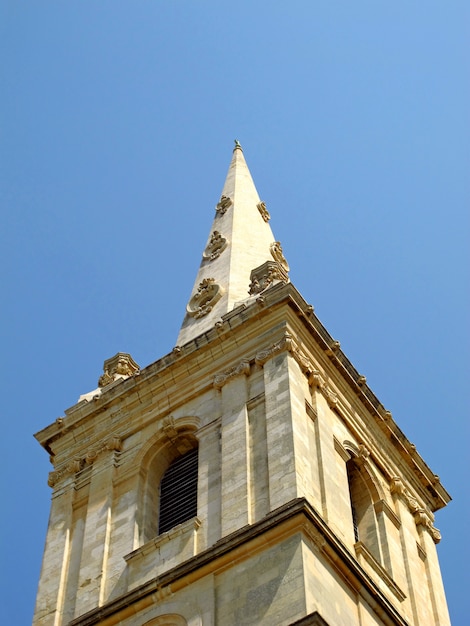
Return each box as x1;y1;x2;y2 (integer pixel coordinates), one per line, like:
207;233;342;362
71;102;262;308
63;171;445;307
255;333;293;366
214;359;251;389
390;477;441;543
257;201;271;222
47;434;123;487
308;369;325;389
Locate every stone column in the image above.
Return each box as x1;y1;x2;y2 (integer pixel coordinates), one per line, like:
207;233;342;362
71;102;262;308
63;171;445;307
33;477;74;626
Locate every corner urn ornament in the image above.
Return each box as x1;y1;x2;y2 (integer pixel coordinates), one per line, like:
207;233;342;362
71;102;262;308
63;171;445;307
187;278;224;318
98;353;140;388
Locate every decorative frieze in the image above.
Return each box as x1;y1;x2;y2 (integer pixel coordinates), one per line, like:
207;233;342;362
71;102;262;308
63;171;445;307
257;201;271;222
48;436;122;487
390;476;441;543
98;353;140;388
214;359;251;389
187;278;223;318
215;195;232;215
203;230;228;260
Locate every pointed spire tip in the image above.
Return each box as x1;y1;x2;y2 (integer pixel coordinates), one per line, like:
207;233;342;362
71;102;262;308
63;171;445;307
234;139;242;151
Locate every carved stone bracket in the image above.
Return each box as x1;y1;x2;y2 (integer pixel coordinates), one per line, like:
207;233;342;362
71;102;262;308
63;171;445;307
98;353;140;388
390;476;441;543
187;278;224;318
215;195;232;215
257;201;271;222
48;436;123;487
203;231;228;261
214;359;251;389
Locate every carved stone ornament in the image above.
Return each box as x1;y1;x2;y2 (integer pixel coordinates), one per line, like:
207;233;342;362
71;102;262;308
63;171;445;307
249;260;289;295
214;359;251;389
255;333;314;379
389;476;441;543
257;201;271;222
187;278;223;318
48;435;123;487
215;195;232;215
203;231;228;261
270;241;290;271
98;353;140;388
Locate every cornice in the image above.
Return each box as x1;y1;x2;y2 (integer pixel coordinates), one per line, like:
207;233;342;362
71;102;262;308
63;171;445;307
35;281;450;512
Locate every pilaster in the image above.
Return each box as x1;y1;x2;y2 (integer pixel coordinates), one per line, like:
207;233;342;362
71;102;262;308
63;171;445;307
74;448;117;617
218;364;251;536
33;478;74;626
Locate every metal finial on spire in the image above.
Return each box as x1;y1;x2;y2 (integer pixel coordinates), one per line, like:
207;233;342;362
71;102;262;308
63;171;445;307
234;139;242;151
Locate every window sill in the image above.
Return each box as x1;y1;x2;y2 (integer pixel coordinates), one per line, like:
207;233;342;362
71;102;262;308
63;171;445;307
124;517;201;591
354;541;406;602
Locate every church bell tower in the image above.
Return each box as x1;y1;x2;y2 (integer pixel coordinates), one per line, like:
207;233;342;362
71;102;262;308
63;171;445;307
34;143;451;626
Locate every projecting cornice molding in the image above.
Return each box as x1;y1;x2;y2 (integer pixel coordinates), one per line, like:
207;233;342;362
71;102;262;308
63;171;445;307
47;436;122;487
213;359;251;389
390;477;441;543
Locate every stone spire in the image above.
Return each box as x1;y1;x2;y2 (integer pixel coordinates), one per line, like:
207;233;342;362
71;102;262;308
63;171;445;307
177;141;289;346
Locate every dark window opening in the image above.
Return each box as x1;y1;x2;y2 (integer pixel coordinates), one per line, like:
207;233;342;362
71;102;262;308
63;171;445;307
159;447;198;535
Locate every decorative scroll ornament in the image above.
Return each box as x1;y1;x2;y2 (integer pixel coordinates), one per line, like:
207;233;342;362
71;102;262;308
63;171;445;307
270;241;290;271
257;201;271;222
203;231;228;261
187;278;223;318
389;476;441;543
98;353;140;388
48;436;123;487
215;195;232;215
249;260;289;295
214;359;251;389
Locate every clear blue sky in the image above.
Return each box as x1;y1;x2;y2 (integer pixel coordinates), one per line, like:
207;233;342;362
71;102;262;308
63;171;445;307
1;2;468;624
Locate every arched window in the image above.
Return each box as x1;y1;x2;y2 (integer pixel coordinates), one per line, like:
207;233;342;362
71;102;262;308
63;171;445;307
139;426;199;545
159;447;198;534
346;457;381;563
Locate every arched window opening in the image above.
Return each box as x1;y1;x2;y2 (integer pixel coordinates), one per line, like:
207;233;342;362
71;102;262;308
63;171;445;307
346;457;381;563
159;447;198;535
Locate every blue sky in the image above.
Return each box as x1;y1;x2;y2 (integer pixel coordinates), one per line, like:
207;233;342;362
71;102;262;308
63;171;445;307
1;2;468;624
